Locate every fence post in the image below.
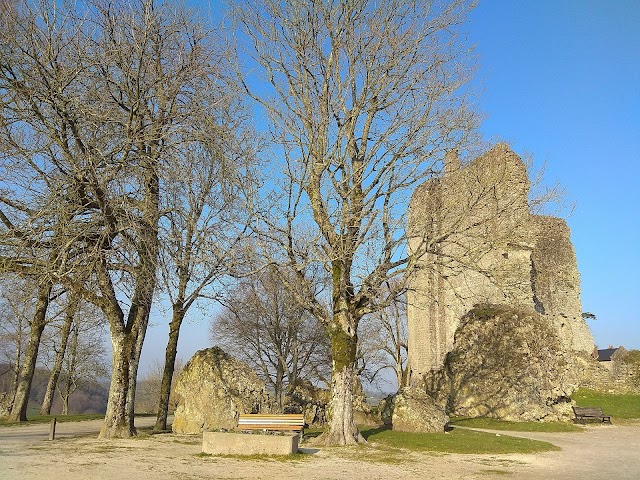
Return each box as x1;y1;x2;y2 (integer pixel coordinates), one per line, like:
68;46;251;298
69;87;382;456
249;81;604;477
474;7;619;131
49;417;56;441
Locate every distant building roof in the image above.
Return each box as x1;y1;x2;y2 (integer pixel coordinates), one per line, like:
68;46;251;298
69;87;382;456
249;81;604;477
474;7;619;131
597;347;621;362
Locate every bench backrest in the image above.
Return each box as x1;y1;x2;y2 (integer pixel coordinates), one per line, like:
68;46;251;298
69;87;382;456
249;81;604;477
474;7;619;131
572;406;605;416
237;414;305;431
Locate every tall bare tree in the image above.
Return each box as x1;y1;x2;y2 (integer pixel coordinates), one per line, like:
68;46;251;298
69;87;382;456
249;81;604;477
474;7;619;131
236;0;479;444
0;0;232;437
154;114;258;432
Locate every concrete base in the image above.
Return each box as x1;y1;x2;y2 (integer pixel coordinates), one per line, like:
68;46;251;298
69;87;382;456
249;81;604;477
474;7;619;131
202;431;300;455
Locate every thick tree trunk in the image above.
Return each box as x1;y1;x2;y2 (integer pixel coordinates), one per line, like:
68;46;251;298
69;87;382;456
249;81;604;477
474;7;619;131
40;298;77;415
125;311;149;426
320;319;363;445
100;333;135;438
154;305;185;432
8;283;52;422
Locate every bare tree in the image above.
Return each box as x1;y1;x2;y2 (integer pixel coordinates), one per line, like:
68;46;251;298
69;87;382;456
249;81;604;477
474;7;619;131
0;276;36;401
358;289;408;391
153;101;258;432
211;266;331;409
57;313;108;415
236;0;479;444
39;293;104;415
0;0;232;437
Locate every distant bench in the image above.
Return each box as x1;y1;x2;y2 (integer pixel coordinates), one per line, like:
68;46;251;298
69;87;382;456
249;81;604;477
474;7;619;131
236;414;305;435
572;406;612;424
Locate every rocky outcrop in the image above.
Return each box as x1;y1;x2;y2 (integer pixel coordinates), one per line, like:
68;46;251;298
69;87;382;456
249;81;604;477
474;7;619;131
283;377;375;427
424;305;575;422
379;394;394;426
172;347;272;433
387;387;448;433
284;379;330;426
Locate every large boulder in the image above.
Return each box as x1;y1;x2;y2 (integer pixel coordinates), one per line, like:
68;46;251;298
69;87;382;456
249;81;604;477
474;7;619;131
424;304;575;421
390;387;448;433
172;347;272;433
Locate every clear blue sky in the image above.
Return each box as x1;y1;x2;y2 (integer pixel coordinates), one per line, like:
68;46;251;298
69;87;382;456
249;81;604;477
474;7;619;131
467;0;640;350
139;0;640;376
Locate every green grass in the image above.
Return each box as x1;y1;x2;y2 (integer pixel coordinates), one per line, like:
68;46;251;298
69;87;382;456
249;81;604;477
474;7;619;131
573;389;640;419
360;426;559;454
196;451;309;462
450;417;582;432
0;413;105;426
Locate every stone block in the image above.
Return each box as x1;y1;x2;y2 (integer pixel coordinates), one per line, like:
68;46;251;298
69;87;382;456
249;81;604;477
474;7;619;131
202;431;299;455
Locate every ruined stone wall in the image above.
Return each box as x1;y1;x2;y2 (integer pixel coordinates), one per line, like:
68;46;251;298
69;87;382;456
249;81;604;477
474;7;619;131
407;144;594;380
530;217;594;352
576;351;640;394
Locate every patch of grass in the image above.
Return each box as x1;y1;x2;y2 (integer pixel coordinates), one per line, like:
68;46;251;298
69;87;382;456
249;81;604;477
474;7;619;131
0;414;105;426
573;389;640;419
195;451;309;462
330;444;408;465
450;417;582;432
360;426;559;454
89;444;135;454
303;426;324;439
478;469;511;475
173;438;202;446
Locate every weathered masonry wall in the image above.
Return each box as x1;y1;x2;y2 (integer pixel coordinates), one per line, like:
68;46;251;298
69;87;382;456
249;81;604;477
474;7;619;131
407;144;594;379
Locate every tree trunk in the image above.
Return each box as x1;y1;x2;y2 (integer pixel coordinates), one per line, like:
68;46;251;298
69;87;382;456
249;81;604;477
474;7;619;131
99;332;135;438
154;305;185;432
8;283;52;422
61;395;69;415
275;364;284;411
320;317;363;445
40;297;77;415
125;310;149;427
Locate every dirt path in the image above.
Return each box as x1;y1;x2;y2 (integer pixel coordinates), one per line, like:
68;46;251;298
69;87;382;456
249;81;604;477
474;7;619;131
1;420;639;479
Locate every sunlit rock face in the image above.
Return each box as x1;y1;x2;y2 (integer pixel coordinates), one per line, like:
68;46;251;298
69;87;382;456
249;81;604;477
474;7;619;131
390;386;449;433
423;305;575;422
407;144;594;379
172;347;272;433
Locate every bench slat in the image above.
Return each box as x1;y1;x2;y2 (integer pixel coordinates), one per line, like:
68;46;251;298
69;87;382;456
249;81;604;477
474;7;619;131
236;413;305;432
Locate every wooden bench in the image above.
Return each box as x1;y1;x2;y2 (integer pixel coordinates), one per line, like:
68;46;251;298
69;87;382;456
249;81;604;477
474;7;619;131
236;414;305;435
572;406;612;424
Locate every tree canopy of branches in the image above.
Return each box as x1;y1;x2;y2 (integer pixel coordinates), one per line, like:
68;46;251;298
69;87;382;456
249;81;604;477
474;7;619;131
0;0;237;437
211;266;331;409
153;103;257;432
236;0;479;444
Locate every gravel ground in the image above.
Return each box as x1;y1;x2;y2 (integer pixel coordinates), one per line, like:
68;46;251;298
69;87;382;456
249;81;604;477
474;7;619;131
1;418;639;479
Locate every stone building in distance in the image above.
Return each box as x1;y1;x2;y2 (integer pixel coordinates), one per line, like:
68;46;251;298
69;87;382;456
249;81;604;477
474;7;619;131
407;144;594;381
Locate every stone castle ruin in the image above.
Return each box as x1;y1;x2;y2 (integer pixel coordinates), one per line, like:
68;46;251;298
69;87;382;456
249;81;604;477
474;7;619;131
407;144;595;382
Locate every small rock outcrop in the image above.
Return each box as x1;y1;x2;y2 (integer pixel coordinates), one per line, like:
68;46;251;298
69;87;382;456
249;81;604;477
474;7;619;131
283;377;375;427
425;305;575;421
284;379;330;426
379;394;394;426
172;347;272;433
390;387;449;433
